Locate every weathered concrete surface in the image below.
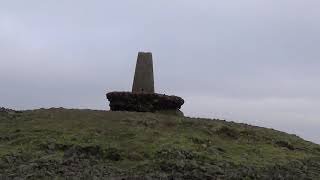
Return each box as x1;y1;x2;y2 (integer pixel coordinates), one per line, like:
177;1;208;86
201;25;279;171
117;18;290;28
132;52;154;93
106;92;184;115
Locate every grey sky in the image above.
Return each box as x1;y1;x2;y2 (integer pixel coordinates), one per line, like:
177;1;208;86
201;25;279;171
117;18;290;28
1;0;319;143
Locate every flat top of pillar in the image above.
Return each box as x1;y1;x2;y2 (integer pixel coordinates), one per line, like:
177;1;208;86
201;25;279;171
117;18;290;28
138;52;152;56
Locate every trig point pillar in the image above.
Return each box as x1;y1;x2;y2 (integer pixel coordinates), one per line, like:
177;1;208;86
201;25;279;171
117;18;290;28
132;52;155;93
107;51;184;115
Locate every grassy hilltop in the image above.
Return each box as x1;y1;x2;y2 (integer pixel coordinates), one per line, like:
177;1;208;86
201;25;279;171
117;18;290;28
0;108;320;179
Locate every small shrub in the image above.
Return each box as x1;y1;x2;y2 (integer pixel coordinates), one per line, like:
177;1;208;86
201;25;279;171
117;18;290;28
105;147;122;161
216;126;240;139
275;140;295;150
156;147;196;160
190;136;207;144
63;145;104;159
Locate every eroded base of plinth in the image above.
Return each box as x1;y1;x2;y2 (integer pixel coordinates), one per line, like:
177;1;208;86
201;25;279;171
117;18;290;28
106;92;184;115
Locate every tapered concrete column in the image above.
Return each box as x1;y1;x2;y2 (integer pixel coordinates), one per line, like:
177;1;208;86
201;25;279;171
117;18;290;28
132;52;154;93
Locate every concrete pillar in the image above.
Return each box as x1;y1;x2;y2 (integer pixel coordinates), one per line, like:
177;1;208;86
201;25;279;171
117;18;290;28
132;52;155;93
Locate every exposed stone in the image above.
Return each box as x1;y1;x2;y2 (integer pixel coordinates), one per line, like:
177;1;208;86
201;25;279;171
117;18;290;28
106;92;184;113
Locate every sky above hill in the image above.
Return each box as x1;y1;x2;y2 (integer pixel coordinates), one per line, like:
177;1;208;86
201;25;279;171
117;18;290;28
0;0;319;143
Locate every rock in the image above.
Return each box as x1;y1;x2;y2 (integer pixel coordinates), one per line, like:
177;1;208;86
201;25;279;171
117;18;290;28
106;92;184;114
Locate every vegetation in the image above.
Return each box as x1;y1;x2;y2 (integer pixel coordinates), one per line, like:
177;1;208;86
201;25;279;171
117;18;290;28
0;108;319;179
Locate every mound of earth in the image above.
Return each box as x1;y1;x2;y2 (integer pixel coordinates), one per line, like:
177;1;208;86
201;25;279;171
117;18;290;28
0;108;319;179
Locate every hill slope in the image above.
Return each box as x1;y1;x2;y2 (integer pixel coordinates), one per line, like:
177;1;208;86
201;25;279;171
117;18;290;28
0;108;319;179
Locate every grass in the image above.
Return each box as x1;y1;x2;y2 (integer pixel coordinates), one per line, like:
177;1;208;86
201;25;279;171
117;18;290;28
0;108;319;179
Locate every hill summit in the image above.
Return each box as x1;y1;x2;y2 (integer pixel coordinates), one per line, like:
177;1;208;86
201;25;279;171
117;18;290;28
0;108;319;179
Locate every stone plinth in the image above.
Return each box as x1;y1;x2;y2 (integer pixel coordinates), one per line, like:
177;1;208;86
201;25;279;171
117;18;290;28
106;92;184;114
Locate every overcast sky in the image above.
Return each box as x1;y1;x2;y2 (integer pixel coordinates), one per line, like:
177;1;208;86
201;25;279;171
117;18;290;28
1;0;319;144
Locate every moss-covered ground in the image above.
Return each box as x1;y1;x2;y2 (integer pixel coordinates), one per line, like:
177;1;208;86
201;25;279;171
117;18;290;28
0;108;319;179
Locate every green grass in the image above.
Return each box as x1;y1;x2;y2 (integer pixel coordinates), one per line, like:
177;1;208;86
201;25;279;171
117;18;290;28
0;108;319;179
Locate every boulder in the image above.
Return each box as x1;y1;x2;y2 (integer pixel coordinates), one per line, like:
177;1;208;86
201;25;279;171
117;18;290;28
106;92;184;114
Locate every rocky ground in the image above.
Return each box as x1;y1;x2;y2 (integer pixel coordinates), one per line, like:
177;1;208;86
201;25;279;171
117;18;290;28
0;108;319;179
